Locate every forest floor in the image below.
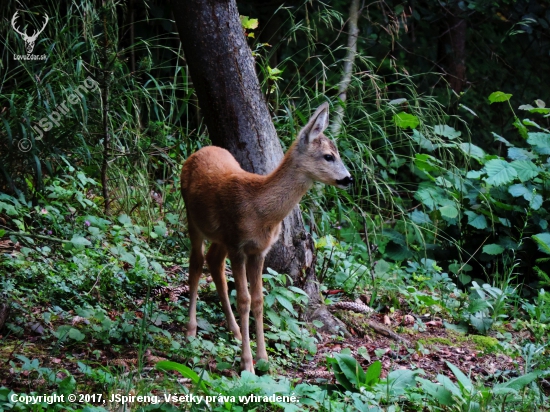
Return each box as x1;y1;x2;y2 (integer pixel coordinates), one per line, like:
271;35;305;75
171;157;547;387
2;264;548;399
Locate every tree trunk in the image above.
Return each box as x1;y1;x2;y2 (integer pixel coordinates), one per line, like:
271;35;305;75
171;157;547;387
438;2;467;93
171;0;347;335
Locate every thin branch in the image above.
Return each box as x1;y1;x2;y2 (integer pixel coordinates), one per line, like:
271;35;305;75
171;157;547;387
331;0;361;137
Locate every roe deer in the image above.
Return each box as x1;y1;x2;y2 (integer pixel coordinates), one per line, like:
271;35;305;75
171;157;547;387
180;103;352;373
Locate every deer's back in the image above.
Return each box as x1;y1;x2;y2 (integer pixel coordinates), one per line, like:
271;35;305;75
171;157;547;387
181;146;276;253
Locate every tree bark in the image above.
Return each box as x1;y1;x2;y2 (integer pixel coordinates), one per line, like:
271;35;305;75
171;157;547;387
438;2;467;93
171;0;347;335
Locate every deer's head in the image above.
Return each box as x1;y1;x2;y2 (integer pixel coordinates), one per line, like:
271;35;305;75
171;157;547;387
12;11;49;54
296;103;353;189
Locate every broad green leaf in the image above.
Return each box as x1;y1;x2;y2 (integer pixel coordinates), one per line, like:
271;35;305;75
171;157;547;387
530;194;543;210
459;143;485;160
532;233;550;255
70;236;91;249
466;170;482;179
118;214;132;226
446;362;474;391
484;159;518;186
469;315;493;334
335;353;366;386
483;244;504;255
437;374;462;397
68;328;85;341
433;125;461;139
508;183;531;199
239;15;259;30
411;129;436;151
374;259;391;275
364;361;381;386
439;205;458;219
384;369;419;396
414;153;441;172
418;378;454;406
415;185;445;210
464;211;487;229
410;209;432;224
488;91;512;103
276;295;297;316
508;147;535;161
495;371;543;391
527;132;550;154
393;112;419;129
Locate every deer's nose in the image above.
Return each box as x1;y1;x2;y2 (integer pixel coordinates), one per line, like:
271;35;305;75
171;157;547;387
336;175;354;187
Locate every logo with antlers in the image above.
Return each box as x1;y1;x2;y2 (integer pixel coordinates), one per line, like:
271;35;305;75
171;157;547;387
11;11;49;54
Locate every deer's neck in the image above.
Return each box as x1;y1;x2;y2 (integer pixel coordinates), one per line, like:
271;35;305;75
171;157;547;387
257;147;312;224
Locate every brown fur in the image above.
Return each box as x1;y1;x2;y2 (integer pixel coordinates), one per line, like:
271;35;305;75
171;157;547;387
180;103;351;373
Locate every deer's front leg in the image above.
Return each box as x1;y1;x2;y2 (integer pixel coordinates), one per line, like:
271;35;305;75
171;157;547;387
247;254;268;363
231;254;254;373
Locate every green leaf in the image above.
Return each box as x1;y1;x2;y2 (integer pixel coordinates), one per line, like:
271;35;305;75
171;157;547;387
275;294;297;316
68;328;85;341
240;15;259;30
459;143;485;160
410;209;432;224
445;362;474;392
393;112;419;129
414;153;441;172
156;361;211;394
484;159;518;186
334;353;366;387
483;244;504;255
459;104;477;117
469;315;494;334
532;233;550;255
488;91;512;103
433;125;461;139
312;320;324;328
508;183;531;199
527;132;550;154
415;185;445;210
364;361;381;386
70;236;91;249
384;369;419;396
464;211;487;229
118;214;132;226
513;117;529;139
374;259;391;275
411;129;436;151
495;372;543;391
508;147;535;161
439;205;458;219
530;194;543;210
466;170;482;179
418;377;454;406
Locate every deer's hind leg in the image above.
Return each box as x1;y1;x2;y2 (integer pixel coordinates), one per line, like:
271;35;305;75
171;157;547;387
206;243;241;340
247;254;268;363
186;225;204;337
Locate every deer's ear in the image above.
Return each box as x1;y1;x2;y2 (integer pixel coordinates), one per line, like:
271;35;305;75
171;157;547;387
298;103;330;149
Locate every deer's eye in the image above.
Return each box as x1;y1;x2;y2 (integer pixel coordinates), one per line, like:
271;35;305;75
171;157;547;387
324;154;334;162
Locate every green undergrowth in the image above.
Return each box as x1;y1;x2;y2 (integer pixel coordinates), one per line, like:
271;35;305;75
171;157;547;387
1;164;549;411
